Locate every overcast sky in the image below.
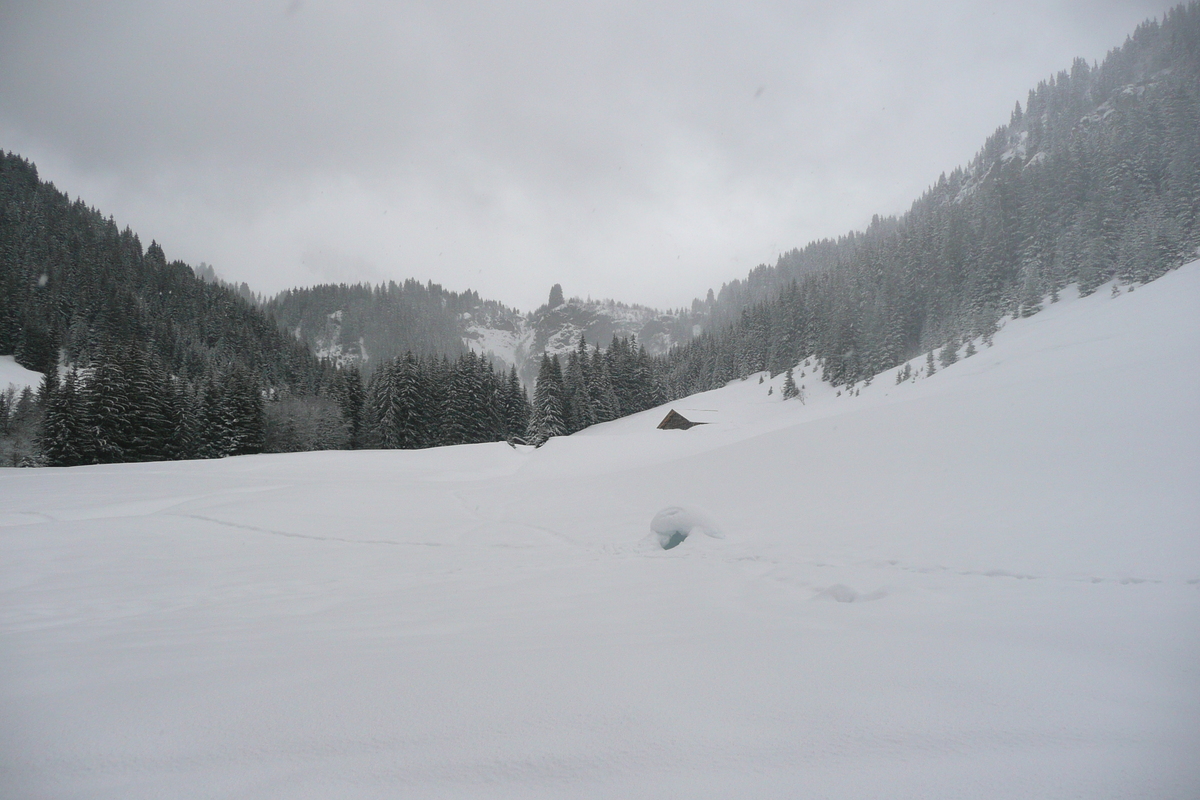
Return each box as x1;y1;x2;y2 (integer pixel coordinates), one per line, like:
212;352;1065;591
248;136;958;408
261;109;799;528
0;0;1173;311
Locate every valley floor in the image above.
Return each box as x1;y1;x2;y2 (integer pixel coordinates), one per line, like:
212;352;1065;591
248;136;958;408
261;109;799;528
2;265;1198;799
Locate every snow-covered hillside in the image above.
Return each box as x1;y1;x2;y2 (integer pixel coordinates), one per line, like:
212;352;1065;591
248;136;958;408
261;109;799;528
288;292;688;382
0;355;42;393
464;297;685;384
2;264;1198;799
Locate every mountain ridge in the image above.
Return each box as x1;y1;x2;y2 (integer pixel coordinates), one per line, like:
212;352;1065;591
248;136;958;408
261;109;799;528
264;281;705;385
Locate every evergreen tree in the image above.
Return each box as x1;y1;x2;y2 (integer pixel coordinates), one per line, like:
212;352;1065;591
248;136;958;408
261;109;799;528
564;337;596;433
221;368;266;456
939;337;959;368
334;366;366;448
122;346;172;461
40;370;82;467
163;378;199;460
782;367;800;400
198;377;234;457
502;366;530;441
527;353;566;445
444;352;494;445
82;354;133;464
392;353;428;448
367;358;403;449
591;344;621;423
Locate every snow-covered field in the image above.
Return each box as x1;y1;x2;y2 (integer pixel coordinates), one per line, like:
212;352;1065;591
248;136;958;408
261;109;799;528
2;266;1198;799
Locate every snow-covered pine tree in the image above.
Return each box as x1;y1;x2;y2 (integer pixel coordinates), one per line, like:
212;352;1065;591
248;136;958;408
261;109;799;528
222;367;266;456
427;355;453;446
527;353;566;446
82;352;132;464
122;346;172;461
564;339;597;434
591;344;621;423
334;365;366;448
39;370;83;467
939;337;959;367
442;354;475;446
163;377;199;460
392;352;427;448
782;367;800;400
631;339;660;413
503;365;530;442
197;377;230;457
575;334;599;431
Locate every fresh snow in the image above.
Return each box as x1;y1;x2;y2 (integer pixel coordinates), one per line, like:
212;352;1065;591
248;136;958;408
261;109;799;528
2;265;1198;798
0;355;42;393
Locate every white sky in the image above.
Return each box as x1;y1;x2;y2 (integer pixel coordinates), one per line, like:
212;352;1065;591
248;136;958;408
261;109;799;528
0;0;1172;311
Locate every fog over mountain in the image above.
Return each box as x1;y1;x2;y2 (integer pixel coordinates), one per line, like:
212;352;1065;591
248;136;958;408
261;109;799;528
0;0;1171;310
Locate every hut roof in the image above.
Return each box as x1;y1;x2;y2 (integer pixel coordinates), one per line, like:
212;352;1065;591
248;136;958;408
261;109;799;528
657;409;705;430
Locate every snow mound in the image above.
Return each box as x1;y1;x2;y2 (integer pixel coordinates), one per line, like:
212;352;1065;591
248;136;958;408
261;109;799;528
649;506;724;550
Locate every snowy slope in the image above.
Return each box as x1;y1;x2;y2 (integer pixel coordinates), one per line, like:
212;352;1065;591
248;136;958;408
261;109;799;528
0;355;42;393
2;265;1198;799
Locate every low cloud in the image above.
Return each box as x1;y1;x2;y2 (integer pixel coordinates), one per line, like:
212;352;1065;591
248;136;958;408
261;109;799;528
0;0;1170;309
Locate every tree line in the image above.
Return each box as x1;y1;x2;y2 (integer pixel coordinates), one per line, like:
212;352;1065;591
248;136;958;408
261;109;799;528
359;350;527;449
39;343;268;466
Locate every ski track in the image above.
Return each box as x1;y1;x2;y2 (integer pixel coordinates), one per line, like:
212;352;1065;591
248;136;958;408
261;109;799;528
166;512;448;548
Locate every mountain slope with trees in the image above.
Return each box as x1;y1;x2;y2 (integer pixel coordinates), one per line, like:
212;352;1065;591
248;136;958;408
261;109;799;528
654;3;1200;398
263;280;701;386
0;153;352;464
0;155;533;463
0;154;327;387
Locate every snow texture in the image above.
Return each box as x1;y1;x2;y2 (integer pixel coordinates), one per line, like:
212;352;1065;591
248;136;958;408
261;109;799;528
1;263;1198;799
